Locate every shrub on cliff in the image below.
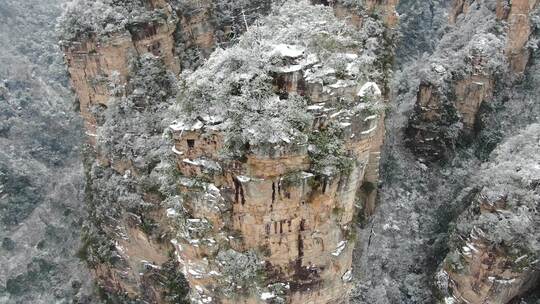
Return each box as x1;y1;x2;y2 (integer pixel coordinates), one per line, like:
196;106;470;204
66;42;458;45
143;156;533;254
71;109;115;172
216;249;265;296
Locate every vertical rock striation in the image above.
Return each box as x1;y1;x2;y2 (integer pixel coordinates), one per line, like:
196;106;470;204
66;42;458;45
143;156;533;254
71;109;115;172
59;0;273;301
498;0;539;73
61;0;180;141
60;0;272;144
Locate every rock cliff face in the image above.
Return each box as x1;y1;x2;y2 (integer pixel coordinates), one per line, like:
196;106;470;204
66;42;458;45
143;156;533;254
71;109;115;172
59;0;273;301
400;3;540;301
451;0;539;67
345;1;540;303
497;0;538;73
61;0;180;141
166;2;395;301
60;0;397;303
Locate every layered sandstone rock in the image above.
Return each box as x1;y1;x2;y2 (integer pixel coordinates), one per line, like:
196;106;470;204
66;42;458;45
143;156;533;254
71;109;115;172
166;3;392;303
169;99;383;303
61;0;272;144
407;65;496;161
60;0;272;301
500;0;539;73
61;0;179;143
454;75;494;131
61;0;396;303
451;0;539;74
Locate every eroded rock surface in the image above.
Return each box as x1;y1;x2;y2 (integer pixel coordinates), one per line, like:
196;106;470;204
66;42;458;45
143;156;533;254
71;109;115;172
59;0;397;303
167;3;392;302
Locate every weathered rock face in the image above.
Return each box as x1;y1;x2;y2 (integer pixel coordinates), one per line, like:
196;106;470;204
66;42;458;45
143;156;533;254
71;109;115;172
62;0;180;141
406;71;495;161
59;0;273;301
170;132;376;303
61;0;397;303
366;0;400;27
454;75;494;131
441;211;539;304
438;124;540;304
166;3;395;302
449;0;474;24
170;96;383;303
499;0;539;73
450;0;539;74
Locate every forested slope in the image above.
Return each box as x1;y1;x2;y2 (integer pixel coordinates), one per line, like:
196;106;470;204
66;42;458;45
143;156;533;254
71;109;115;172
0;1;96;303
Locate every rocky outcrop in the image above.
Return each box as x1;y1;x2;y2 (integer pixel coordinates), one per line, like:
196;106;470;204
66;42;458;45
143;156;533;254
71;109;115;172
61;0;180;142
499;0;539;73
366;0;400;27
450;0;539;74
406;65;496;161
438;124;540;304
60;0;397;303
167;3;393;302
454;75;494;131
449;0;474;24
170;86;384;304
59;0;273;301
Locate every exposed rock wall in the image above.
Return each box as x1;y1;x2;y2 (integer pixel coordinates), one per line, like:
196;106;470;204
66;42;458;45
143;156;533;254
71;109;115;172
61;0;272;144
59;1;273;301
501;0;539;73
166;3;396;302
170;86;384;304
449;0;474;24
60;0;397;303
62;0;180;143
451;0;539;74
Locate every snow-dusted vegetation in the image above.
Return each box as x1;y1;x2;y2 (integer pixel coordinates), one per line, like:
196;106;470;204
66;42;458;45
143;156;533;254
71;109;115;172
2;0;540;303
0;0;96;303
452;123;540;254
58;0;173;42
350;1;540;303
172;1;390;167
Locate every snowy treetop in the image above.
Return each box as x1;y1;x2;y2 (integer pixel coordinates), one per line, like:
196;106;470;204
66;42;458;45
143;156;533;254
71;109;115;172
456;124;540;252
58;0;174;42
172;1;386;156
